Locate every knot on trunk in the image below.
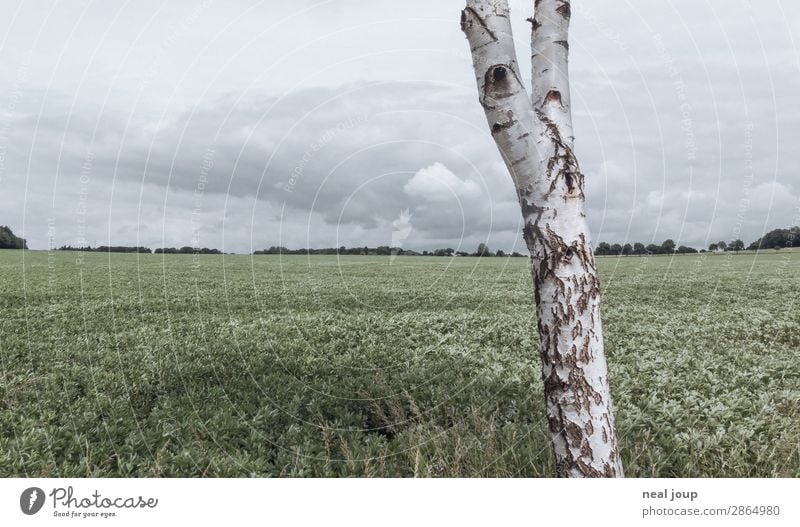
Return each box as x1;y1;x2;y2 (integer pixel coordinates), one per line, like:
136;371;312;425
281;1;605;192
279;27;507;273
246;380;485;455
543;90;564;108
556;1;571;20
481;64;519;107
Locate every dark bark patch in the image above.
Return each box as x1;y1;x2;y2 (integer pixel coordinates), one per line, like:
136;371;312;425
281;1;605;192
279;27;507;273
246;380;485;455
579;338;591;363
580;439;593;459
564;171;574;191
571;321;580;340
534;109;587;201
547;414;561;434
535;108;564;141
519;198;545;220
554;40;569;51
576;460;604;477
556;2;571;20
543;89;564;108
565;421;583;447
491;115;517;134
522;222;537;252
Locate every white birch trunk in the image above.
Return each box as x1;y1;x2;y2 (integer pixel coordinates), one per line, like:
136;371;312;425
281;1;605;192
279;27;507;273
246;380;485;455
461;0;623;477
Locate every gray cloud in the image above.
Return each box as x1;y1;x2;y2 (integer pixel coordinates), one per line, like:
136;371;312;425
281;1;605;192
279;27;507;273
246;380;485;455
2;0;799;253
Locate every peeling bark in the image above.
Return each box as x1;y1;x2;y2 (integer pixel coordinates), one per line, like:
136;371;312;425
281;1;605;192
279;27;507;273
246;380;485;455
462;0;623;477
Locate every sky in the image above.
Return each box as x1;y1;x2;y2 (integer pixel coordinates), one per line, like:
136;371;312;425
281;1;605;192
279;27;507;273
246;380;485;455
1;0;799;253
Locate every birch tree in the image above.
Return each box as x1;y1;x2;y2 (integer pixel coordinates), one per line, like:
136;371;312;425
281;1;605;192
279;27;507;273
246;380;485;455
461;0;623;477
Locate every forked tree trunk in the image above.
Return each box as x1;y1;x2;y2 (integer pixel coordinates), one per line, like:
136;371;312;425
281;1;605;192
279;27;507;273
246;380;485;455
461;0;623;477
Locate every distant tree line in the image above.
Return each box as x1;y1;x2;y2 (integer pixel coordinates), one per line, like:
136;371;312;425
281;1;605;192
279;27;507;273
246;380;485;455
254;243;527;257
747;227;799;251
594;239;696;256
7;224;798;255
595;227;798;256
0;226;28;249
58;245;152;253
155;247;222;254
57;245;224;254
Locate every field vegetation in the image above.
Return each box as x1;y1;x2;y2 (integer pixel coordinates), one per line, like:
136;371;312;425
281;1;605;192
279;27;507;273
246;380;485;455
1;250;798;477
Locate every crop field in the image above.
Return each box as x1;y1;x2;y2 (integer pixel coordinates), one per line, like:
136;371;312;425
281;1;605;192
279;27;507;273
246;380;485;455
1;249;799;477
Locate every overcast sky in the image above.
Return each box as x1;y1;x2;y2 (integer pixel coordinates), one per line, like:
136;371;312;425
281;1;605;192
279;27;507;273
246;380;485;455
2;0;799;253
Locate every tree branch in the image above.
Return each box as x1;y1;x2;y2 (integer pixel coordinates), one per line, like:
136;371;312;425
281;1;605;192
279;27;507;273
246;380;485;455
531;0;574;145
461;0;543;191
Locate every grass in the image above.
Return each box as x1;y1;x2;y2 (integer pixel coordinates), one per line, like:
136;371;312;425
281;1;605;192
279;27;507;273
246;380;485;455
0;249;798;477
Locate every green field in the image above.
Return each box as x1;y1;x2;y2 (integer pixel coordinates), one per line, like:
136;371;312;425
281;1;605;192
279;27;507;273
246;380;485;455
1;249;798;477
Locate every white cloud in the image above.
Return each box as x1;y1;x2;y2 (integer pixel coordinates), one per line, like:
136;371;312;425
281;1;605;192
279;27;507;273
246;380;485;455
403;162;481;203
